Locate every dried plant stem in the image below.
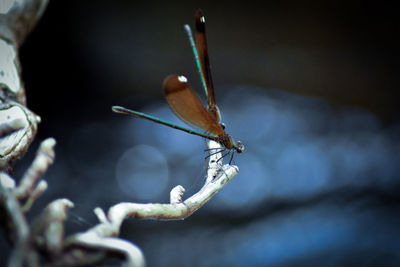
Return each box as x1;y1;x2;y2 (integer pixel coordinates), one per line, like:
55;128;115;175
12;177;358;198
1;138;57;267
65;140;239;267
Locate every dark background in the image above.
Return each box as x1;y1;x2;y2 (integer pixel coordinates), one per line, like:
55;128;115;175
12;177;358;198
2;1;400;266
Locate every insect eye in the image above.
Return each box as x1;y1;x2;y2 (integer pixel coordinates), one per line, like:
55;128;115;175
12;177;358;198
236;141;244;153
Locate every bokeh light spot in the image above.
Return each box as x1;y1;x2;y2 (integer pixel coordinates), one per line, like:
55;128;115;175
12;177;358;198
115;144;169;200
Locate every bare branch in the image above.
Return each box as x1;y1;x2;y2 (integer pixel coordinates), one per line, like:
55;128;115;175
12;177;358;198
22;180;47;212
31;198;74;254
107;163;237;226
2;136;239;267
2;183;34;267
70;233;145;267
1;137;56;267
64;140;238;266
16;138;55;199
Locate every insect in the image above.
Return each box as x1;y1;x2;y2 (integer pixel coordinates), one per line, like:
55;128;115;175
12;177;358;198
112;9;244;162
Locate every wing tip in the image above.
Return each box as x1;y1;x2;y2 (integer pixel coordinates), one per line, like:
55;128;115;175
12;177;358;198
163;75;189;95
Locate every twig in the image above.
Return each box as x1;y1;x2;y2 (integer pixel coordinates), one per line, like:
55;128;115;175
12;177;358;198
29;198;74;256
16;138;55;199
70;233;145;267
64;140;239;266
2;133;239;267
107;162;237;227
22;180;48;212
0;137;57;267
4;189;32;267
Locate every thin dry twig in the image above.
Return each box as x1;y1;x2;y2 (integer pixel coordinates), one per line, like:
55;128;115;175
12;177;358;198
2;134;239;267
64;140;239;267
15;138;55;200
3;188;33;267
1;137;57;267
31;198;74;254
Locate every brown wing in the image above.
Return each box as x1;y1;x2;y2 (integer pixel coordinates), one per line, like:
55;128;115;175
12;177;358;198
163;75;224;136
195;9;220;121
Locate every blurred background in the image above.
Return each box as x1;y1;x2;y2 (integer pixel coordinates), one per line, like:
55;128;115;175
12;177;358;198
2;0;400;266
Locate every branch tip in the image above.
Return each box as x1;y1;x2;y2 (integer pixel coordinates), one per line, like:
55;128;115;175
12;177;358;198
16;137;56;198
94;207;109;224
170;185;185;204
0;172;16;189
